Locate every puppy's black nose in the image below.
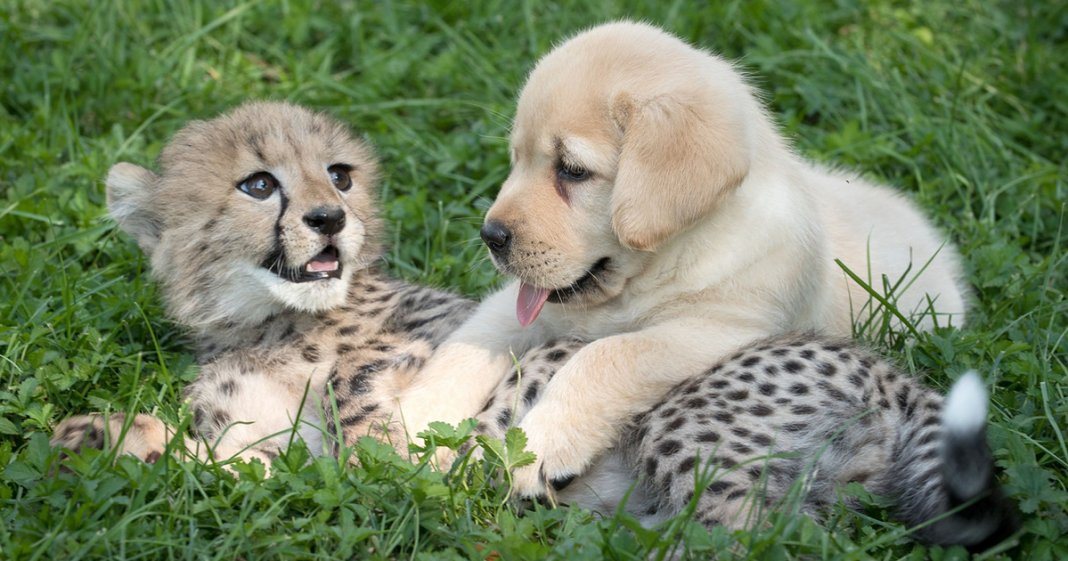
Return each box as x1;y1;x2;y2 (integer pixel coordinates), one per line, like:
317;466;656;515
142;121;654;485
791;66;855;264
303;206;346;235
480;221;512;255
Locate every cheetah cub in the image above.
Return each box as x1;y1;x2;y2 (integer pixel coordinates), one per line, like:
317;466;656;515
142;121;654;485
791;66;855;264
51;102;483;466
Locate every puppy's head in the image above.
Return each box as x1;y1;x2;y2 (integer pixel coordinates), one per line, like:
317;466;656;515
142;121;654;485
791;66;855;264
483;22;755;325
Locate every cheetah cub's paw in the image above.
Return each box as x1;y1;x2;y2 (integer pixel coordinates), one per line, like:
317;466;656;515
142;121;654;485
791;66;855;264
50;413;174;464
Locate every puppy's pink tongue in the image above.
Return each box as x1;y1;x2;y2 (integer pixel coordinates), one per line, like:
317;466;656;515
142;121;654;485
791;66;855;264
517;283;550;327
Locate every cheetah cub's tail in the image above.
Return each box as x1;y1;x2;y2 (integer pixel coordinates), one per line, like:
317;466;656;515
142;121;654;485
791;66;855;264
895;372;1017;550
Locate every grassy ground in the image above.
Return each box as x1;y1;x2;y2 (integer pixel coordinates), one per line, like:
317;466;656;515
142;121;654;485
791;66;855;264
1;0;1065;559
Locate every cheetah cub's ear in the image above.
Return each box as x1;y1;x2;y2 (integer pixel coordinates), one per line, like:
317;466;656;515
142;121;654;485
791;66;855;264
106;162;161;254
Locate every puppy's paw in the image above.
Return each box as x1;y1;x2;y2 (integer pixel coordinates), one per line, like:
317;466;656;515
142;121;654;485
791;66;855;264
509;412;597;500
51;413;171;464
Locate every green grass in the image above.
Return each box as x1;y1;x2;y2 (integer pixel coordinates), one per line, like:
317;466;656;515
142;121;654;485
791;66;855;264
1;0;1065;559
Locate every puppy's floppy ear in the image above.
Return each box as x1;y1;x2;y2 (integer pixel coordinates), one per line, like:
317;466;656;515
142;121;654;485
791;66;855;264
106;162;162;255
609;91;751;251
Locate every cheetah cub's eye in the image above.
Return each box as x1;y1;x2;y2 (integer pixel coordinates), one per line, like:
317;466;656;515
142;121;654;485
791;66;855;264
328;164;353;192
236;172;279;200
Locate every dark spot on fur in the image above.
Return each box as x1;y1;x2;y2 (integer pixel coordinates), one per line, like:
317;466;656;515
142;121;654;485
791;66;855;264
817;362;837;377
822;385;848;402
789;383;809;395
896;387;911;410
764;365;779;376
220;381;235;396
338;325;360;336
718;457;738;469
710;379;730;389
751;433;772;447
726;489;748;501
771;348;789;357
645;456;658;477
145;450;162;464
731;426;750;438
301;345;321;362
685;397;708;409
348;374;371;395
712;411;734;424
496;408;512;429
336;343;355;355
878;398;891;409
783;360;804;374
741;355;761;367
523;382;541;404
791;405;816;415
546;349;567;362
738;372;755;383
726;388;749;401
213;410;230;427
658;440;683;456
658;407;679;419
682;380;703;395
697;431;720;443
730;442;752;454
758;383;777;397
707;480;733;495
678;456;696;473
849;373;865;387
82;427;103;448
746;465;764;480
666;417;686;431
782;422;808;432
749;404;773;416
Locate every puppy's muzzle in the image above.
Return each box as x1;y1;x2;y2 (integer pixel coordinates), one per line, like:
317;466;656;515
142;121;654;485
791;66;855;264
480;220;512;258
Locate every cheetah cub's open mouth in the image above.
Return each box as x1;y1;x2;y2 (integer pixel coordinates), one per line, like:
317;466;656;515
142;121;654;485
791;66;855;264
263;245;342;283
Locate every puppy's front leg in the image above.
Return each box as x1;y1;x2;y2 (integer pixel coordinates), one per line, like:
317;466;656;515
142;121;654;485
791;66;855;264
510;319;767;498
393;285;545;456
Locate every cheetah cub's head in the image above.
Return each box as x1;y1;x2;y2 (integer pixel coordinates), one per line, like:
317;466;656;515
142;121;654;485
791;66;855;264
107;102;381;331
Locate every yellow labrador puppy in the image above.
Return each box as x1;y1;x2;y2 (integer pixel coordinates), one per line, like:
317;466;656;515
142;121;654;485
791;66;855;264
395;22;968;496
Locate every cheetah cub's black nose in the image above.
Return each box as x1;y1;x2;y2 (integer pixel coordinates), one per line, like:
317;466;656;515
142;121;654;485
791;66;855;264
304;206;346;235
481;220;512;255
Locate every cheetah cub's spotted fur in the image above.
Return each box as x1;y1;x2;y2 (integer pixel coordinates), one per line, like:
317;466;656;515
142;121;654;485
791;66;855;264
50;103;1013;549
477;336;1015;550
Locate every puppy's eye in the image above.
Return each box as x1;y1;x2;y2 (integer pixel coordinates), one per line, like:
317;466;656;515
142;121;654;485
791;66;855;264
557;164;591;183
328;164;353;192
236;172;279;200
